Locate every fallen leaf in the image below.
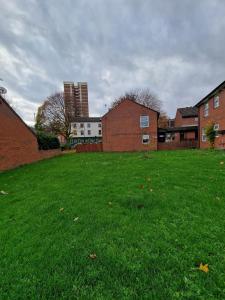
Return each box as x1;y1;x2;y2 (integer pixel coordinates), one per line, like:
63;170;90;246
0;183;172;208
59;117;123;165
108;201;112;206
220;161;224;165
139;185;144;189
89;253;97;259
149;189;153;192
199;263;209;273
147;177;151;182
0;190;8;195
74;217;79;222
59;208;64;212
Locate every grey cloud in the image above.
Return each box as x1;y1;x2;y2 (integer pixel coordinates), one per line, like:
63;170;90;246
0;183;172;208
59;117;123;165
0;0;225;123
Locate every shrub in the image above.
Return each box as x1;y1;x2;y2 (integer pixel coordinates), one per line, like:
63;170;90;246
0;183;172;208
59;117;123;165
61;142;72;151
36;132;60;150
205;123;216;149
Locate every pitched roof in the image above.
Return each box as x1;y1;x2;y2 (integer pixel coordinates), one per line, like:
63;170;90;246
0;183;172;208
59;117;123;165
72;117;101;123
177;106;198;118
0;95;37;137
195;80;225;107
102;98;160;119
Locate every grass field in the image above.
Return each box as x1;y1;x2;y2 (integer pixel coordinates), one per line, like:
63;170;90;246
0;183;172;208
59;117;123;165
1;150;225;299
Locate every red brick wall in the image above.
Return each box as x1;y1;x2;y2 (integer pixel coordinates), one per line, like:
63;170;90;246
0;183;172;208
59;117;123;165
102;99;158;152
174;110;198;127
0;97;61;171
199;89;225;149
158;140;198;150
75;143;102;152
173;110;198;143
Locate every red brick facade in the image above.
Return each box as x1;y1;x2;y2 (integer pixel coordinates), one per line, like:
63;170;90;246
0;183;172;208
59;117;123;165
173;109;198;143
102;99;158;152
174;110;198;127
197;85;225;149
0;96;61;171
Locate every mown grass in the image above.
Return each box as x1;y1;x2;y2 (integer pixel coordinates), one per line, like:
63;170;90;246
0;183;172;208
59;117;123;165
1;150;225;299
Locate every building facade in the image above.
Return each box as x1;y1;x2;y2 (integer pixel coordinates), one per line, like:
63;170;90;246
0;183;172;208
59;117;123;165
64;81;89;121
70;117;102;145
196;81;225;149
158;106;198;150
102;99;158;152
0;96;60;170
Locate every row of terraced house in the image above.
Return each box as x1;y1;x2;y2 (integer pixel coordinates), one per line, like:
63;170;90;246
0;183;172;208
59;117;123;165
69;80;225;152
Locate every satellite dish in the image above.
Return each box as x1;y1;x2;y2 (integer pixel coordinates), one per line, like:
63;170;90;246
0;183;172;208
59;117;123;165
0;87;7;94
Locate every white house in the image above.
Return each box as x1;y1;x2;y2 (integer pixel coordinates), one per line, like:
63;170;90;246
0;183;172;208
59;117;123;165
70;117;102;144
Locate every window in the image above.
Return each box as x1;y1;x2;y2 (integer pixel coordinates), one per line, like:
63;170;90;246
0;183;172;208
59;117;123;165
98;130;102;135
80;123;84;128
142;134;150;144
73;130;77;136
214;124;219;137
98;123;102;128
194;117;198;122
214;95;219;108
202;128;206;142
80;130;84;136
87;123;91;128
204;103;209;117
73;123;77;128
88;130;91;135
140;116;149;128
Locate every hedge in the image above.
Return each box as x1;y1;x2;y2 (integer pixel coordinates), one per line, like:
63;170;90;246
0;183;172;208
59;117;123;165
36;132;60;150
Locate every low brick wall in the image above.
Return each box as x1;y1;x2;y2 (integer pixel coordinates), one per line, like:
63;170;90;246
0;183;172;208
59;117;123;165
158;140;198;151
0;149;61;172
75;143;103;153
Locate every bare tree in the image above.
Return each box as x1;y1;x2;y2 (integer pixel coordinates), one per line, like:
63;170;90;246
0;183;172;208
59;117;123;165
158;112;169;128
111;88;162;112
35;92;71;141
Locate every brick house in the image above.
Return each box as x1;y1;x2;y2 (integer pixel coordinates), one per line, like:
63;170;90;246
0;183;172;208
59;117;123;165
0;95;60;171
196;80;225;149
102;99;159;152
158;106;198;150
173;107;198;142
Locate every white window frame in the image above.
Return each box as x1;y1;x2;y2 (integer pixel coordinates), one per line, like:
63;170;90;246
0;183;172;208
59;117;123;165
202;128;206;142
140;116;149;128
214;124;220;137
142;134;150;144
214;95;220;108
204;103;209;117
87;130;91;135
87;123;91;128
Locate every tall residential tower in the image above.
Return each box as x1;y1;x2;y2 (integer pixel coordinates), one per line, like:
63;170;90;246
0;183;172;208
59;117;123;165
64;81;89;121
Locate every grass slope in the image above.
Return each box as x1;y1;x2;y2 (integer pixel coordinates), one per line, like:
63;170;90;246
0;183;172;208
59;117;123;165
1;150;225;299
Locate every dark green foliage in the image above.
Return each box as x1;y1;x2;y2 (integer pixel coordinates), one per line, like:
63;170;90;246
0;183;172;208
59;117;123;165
36;131;60;150
205;123;216;149
0;150;225;299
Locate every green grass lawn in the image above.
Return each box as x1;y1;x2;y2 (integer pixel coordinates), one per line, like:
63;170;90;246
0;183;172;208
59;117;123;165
1;150;225;299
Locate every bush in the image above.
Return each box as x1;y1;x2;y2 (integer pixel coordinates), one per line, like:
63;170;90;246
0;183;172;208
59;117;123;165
205;123;216;149
60;142;72;151
36;132;60;150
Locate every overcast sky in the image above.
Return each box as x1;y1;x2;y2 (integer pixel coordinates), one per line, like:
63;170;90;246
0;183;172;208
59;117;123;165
1;0;225;124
